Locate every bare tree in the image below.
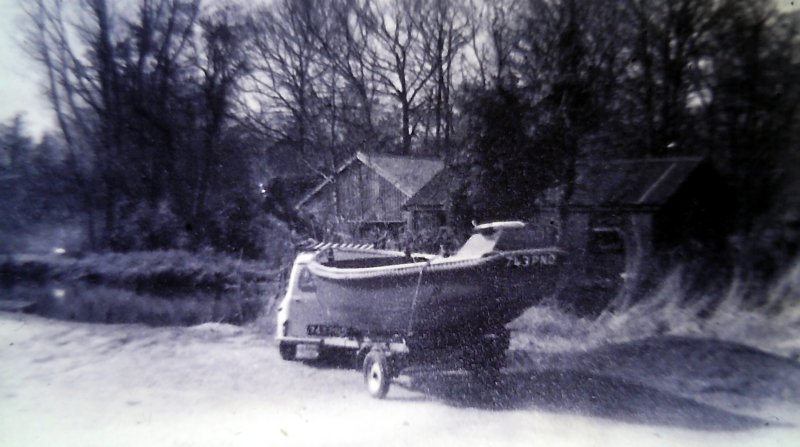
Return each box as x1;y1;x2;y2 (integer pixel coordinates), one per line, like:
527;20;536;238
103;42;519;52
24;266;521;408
23;0;260;252
311;0;383;151
622;0;719;155
245;0;325;159
459;0;522;89
191;4;250;222
705;0;800;240
122;0;200;214
359;0;440;153
419;0;469;152
25;0;107;247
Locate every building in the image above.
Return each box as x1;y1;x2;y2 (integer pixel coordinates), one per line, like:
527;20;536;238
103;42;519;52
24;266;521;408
295;153;733;310
546;157;734;313
402;169;453;232
295;151;444;240
401;156;734;313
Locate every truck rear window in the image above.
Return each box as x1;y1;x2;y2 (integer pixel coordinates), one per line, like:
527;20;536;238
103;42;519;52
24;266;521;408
297;268;316;292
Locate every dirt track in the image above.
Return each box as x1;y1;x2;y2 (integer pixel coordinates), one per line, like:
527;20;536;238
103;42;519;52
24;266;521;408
1;313;799;447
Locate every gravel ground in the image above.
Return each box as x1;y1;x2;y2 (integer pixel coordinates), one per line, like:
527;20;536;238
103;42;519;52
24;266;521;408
1;312;799;447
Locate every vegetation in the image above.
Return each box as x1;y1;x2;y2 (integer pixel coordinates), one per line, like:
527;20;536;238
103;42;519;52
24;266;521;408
510;256;800;359
0;250;282;325
1;250;280;291
451;0;800;282
1;0;797;297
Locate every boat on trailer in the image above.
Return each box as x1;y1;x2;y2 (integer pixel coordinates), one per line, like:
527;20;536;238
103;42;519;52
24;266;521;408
276;221;565;398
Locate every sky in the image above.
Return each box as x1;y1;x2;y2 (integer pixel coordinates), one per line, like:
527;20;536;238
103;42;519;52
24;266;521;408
1;0;798;141
0;0;54;139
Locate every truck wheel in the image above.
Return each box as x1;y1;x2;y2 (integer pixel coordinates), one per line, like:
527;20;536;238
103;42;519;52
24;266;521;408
363;350;392;399
279;342;296;361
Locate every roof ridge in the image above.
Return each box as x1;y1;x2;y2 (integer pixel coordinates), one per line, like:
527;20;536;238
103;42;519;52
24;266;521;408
357;151;444;197
357;150;443;161
296;151;444;209
294;154;358;208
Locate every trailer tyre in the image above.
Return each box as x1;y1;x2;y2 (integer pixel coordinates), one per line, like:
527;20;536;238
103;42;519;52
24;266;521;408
278;342;296;361
363;350;391;399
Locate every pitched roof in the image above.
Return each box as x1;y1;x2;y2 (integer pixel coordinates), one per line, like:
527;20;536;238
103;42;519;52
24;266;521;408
402;157;707;211
295;153;357;208
295;151;444;208
403;169;454;209
357;152;444;197
267;175;320;204
569;157;704;208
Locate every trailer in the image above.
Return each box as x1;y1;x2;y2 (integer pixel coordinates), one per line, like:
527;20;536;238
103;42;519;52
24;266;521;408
276;221;564;398
276;222;563;398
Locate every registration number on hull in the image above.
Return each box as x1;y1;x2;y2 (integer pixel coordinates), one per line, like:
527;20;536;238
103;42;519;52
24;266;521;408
506;253;557;267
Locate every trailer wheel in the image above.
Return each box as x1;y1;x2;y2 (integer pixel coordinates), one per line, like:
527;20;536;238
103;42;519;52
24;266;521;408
278;342;296;361
363;350;392;399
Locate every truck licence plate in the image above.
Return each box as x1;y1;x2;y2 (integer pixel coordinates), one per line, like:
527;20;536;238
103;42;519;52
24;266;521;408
307;324;350;337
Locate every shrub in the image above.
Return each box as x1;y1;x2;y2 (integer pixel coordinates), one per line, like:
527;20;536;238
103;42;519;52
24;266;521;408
0;249;283;326
18;282;277;326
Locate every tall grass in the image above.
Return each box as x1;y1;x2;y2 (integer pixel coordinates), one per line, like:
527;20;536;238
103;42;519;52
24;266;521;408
510;257;800;358
4;282;273;326
1;250;279;292
1;250;283;326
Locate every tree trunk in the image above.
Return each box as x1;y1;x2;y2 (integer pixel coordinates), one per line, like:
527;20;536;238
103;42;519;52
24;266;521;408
402;100;411;154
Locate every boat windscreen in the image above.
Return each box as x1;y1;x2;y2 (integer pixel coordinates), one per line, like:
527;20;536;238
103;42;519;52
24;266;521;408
451;231;501;258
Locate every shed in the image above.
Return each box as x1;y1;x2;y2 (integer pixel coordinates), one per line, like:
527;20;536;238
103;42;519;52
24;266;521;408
296;151;444;238
405;157;732;255
542;157;735;314
553;157;733;255
402;169;454;231
402;156;734;313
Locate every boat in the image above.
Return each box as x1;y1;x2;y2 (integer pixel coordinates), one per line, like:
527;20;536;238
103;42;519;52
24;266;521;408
305;221;565;339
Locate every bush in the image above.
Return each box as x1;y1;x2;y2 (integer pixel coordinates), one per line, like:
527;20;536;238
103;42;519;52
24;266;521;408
6;282;276;326
2;250;276;289
1;249;284;326
510;257;800;358
111;201;190;251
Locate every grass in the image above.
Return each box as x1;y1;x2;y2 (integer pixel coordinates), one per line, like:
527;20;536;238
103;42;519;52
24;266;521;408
509;257;800;359
6;247;798;352
1;250;280;293
0;250;286;326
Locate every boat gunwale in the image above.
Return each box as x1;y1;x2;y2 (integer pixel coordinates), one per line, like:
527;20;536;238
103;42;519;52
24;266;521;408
307;247;564;280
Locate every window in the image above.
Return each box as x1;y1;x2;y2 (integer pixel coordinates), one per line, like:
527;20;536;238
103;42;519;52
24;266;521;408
297;268;316;292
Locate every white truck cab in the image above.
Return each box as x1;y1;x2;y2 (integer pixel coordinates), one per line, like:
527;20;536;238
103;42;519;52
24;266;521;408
276;251;360;360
